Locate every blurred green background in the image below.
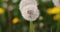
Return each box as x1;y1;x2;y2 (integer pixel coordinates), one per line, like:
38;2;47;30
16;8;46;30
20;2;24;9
0;0;58;32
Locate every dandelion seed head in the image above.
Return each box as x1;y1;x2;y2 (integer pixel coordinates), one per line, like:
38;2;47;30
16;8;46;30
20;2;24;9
19;0;40;21
20;5;40;21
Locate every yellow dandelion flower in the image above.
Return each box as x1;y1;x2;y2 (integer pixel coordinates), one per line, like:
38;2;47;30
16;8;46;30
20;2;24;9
51;7;60;14
53;14;60;20
0;8;5;14
47;7;60;14
47;8;53;14
12;17;20;24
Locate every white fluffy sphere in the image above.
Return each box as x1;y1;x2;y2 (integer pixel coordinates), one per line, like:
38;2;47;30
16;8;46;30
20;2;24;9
19;0;40;21
21;5;40;21
52;0;60;7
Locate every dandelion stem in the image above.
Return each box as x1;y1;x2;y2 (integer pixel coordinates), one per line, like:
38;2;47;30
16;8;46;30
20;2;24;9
7;0;12;32
56;20;60;32
56;13;60;32
51;26;52;32
30;21;34;32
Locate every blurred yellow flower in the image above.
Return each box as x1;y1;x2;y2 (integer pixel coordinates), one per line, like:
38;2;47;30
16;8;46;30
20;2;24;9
47;7;60;14
0;8;5;14
47;7;60;20
53;14;60;20
47;8;53;14
12;17;20;24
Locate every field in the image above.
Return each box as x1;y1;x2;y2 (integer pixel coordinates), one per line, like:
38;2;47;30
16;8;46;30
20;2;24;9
0;0;60;32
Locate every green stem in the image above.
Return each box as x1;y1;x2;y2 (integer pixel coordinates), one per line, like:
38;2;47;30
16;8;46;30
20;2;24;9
56;20;60;32
56;13;60;32
30;21;34;32
51;26;52;32
0;26;2;32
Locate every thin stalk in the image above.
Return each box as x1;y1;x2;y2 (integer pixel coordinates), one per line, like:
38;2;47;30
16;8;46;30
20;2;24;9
30;21;34;32
51;26;52;32
56;13;60;32
7;0;12;32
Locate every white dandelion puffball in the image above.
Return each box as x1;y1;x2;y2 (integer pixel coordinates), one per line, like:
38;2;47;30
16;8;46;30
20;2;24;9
21;5;40;21
52;0;60;7
19;0;38;10
19;0;40;21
